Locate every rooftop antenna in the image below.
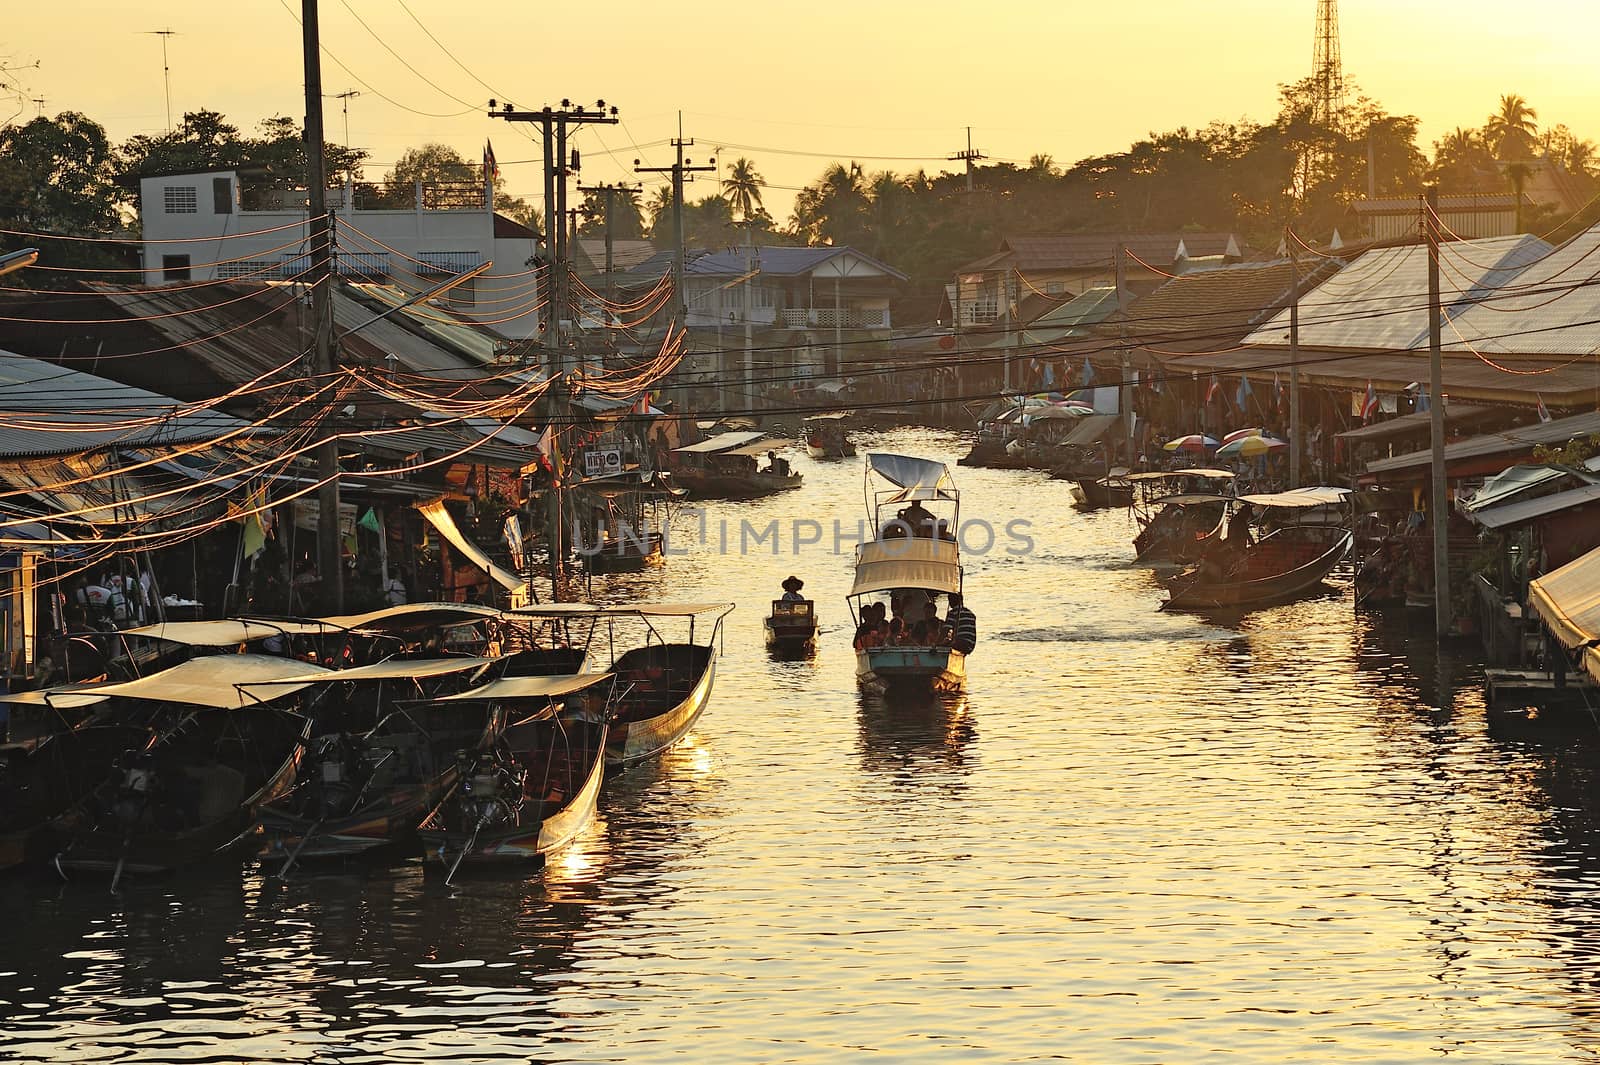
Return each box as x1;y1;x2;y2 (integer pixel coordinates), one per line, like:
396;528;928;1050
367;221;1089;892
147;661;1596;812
30;96;44;118
329;89;360;153
143;29;178;131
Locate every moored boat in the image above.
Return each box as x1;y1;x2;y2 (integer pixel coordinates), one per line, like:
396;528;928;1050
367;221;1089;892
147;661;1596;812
1164;488;1354;611
416;673;613;882
671;432;802;499
802;412;856;459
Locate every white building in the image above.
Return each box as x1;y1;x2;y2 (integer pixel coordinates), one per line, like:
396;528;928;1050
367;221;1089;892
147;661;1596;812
136;168;543;338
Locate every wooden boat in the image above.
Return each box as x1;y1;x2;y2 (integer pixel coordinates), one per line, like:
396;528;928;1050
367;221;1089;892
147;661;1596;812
252;656;504;867
417;673;613;882
1164;489;1355;611
573;470;684;573
47;655;327;882
1072;471;1133;509
849;454;969;696
509;602;732;771
0;717;152;872
1132;494;1231;567
671;432;802;500
802;412;856;459
765;599;818;656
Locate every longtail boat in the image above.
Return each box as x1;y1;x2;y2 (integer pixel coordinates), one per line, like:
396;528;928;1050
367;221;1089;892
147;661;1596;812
1164;488;1354;611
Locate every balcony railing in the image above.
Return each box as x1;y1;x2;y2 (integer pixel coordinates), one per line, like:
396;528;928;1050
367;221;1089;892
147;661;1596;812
240;181;488;213
780;307;889;329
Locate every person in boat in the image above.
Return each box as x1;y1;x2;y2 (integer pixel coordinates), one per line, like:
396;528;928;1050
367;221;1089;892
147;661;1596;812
781;576;806;602
767;450;791;478
887;617;907;645
947;593;977;654
854;603;883;650
1224;503;1254;554
901;499;936;536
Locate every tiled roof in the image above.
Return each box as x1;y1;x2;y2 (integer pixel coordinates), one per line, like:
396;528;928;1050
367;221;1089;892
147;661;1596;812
1105;260;1309;354
687;245;908;281
1355;193;1522;214
996;232;1242;273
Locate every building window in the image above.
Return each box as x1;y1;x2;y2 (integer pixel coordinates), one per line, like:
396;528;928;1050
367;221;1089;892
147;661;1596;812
212;177;233;215
163;186;198;214
162;254;191;282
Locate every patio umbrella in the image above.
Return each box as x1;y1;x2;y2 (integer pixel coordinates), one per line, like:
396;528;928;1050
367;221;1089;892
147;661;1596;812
1163;434;1219;453
1220;426;1266;444
1215;435;1288;459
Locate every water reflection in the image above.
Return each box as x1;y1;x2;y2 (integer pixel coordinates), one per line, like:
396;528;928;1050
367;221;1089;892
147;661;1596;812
855;692;976;781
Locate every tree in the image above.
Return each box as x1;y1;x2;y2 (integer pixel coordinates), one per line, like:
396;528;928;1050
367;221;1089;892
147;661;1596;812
789;162;868;246
721;156;767;226
1431;127;1496;190
1485;94;1539;161
0;112;127;275
385;142;478;207
494;193;542;234
118;110;367;194
644;185;673;236
576;187;642;240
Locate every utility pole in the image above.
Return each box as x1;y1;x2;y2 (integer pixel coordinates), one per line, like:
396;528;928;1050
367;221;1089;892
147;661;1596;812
491;100;619;599
301;0;342;614
949;127;986;193
1287;225;1302;488
576;181;642;342
1425;187;1450;638
1115;242;1134;466
636;129;714;399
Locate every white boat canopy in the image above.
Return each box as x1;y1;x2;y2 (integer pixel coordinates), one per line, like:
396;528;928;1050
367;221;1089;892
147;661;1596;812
721;439;788;458
509;602;734;619
0;683;112;708
850;539;962;597
239;656;499;687
1529;544;1600;652
87;654;332;710
319;601;504;632
1126;468;1236;482
1237;487;1352;508
417;501;532;609
673;431;765;455
436;672;613;702
866;453;957;497
122;619;335;646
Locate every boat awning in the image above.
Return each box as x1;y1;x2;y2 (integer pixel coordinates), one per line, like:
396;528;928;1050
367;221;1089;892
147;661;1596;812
87;654;331;710
850;538;962;596
436;672;613;701
866;453;956;494
240;656;498;686
721;439;786;458
1126;468;1236;483
122;619;336;646
416;500;531;608
674;431;765;455
1152;494;1232;506
510;602;733;619
1061;413;1121;447
1468;483;1600;531
0;683;112;708
1238;487;1351;508
1530;545;1600;650
319;601;505;631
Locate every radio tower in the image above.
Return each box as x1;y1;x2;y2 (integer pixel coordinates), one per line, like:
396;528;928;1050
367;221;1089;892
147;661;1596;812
1310;0;1345;134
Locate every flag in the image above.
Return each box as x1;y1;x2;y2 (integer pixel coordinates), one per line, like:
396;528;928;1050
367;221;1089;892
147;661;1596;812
1234;375;1253;412
1205;375;1221;404
536;425;555;472
1537;393;1551;422
1274;372;1286;413
1360;380;1379;422
1415;384;1430;414
483;140;499;182
633;389;654;415
1080;358;1095;388
1042;361;1056;388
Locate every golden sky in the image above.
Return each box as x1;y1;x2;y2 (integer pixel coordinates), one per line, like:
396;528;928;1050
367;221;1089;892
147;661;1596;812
6;0;1598;221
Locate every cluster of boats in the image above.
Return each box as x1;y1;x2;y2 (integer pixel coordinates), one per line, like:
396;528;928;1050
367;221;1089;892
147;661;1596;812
1123;469;1354;610
0;601;732;886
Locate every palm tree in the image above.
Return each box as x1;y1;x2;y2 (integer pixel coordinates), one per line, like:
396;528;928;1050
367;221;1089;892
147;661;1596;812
645;185;673;237
1485;94;1538;161
721;156;766;224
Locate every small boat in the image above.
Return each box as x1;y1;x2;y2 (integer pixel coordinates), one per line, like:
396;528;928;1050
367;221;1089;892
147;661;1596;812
671;432;802;500
848;454;969;696
765;599;818;656
508;602;732;771
1125;471;1235;568
47;655;327;883
572;470;685;574
417;673;613;882
1164;488;1354;611
802;412;856;459
1071;470;1133;509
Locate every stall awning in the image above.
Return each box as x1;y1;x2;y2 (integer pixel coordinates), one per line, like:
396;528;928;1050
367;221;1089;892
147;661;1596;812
1529;544;1600;650
850;538;961;596
417;500;531;608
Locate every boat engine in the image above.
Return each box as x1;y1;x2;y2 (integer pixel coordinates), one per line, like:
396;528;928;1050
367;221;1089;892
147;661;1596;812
455;751;522;830
310;734;366;817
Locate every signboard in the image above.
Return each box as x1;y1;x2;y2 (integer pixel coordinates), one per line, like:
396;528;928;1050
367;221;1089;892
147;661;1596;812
292;500;358;536
584;447;623;478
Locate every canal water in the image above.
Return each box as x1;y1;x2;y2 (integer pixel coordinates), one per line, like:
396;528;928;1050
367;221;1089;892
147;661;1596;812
6;426;1600;1063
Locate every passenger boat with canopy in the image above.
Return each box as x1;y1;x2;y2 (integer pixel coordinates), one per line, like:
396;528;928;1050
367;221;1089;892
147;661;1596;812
416;672;613;883
802;412;856;459
848;454;969;695
572;470;685;574
1126;469;1236;568
671;432;803;499
42;655;328;883
509;602;732;770
1164;488;1354;611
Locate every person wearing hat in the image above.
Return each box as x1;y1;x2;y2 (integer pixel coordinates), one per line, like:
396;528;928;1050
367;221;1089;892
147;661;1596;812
780;575;806;602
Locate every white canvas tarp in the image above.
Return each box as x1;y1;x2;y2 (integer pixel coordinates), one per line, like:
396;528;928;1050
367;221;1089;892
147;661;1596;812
865;453;955;494
850;538;962;597
438;672;612;701
88;654;330;710
417;500;531;608
674;431;765;455
1529;544;1600;651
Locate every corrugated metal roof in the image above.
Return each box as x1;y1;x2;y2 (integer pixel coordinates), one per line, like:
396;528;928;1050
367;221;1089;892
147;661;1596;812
352;423;531;469
997;233;1242;273
1471;482;1600;530
688;245;908;281
1367;409;1600;475
1242;235;1554;351
1445;226;1600;356
1334;403;1498;442
0;348;252;459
